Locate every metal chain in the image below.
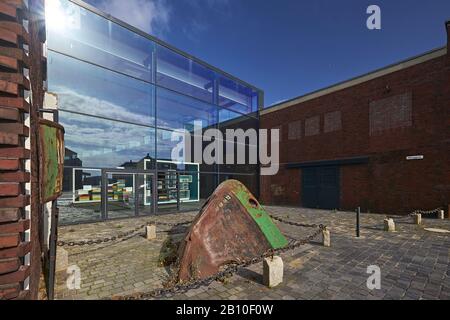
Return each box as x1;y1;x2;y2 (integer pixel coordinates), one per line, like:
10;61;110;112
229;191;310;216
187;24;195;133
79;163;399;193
387;207;442;221
410;208;442;217
57;219;193;247
270;215;319;228
109;224;326;300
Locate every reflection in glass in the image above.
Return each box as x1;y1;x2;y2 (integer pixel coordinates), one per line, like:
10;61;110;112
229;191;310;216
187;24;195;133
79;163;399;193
156;87;218;132
46;0;154;82
156;45;215;103
218;76;259;114
60;111;156;169
106;172;136;219
48;52;155;126
45;0;262;220
59;168;102;225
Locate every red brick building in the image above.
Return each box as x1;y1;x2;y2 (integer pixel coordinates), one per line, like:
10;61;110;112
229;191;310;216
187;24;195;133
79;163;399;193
260;22;450;215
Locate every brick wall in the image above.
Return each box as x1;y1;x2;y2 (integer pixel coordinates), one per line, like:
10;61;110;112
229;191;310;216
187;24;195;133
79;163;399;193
260;31;450;214
0;0;32;300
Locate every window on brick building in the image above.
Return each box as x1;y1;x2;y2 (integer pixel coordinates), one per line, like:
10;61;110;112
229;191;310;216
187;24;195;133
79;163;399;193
273;125;282;141
305;116;320;136
324;111;342;133
288;120;302;140
369;92;412;136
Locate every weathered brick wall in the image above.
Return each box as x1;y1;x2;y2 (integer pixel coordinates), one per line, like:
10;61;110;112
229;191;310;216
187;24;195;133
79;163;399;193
261;30;450;214
0;0;32;299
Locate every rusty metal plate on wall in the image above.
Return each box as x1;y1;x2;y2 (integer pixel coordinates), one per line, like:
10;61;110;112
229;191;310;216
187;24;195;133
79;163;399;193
38;119;64;203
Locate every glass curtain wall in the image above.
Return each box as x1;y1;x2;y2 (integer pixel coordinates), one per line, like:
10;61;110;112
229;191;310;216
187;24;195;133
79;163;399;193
46;0;262;225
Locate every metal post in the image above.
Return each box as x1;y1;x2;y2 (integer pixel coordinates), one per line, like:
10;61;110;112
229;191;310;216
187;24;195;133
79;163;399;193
101;169;108;220
152;173;157;216
176;172;180;212
356;207;361;238
47;200;58;300
134;174;139;217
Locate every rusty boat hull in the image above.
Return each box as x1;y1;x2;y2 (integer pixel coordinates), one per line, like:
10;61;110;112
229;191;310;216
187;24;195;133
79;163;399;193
177;180;288;282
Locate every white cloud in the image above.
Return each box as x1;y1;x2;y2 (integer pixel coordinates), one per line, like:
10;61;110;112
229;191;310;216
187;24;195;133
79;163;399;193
94;0;171;36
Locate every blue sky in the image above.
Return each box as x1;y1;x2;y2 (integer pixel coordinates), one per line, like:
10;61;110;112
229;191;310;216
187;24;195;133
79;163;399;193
84;0;450;107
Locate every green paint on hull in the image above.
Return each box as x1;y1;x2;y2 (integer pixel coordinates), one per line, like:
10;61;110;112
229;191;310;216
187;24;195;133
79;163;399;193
235;186;288;249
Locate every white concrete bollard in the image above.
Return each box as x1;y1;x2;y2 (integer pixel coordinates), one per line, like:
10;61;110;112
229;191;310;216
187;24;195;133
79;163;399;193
322;227;331;247
384;219;395;232
263;256;283;288
146;225;156;240
56;247;69;272
438;210;444;220
413;214;422;225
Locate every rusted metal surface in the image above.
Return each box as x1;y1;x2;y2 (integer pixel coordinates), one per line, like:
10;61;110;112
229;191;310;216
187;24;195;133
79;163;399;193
38;119;64;203
0;46;30;68
0;220;30;233
0;258;20;275
0;123;29;136
0;208;20;223
0;183;21;196
0;158;20;170
0;266;30;285
28;0;46;300
0;171;30;182
0;242;31;259
0;233;20;249
0;106;20;120
0;0;33;300
0;283;21;300
0;21;30;44
0;2;18;19
177;180;288;282
0;97;30;111
0;195;29;207
0;132;19;146
0;72;30;89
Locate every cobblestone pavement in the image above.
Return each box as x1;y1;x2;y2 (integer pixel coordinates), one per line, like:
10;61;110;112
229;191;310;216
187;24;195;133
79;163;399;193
55;207;450;300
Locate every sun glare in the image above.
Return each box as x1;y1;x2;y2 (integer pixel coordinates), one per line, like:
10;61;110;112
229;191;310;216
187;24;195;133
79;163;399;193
45;0;67;32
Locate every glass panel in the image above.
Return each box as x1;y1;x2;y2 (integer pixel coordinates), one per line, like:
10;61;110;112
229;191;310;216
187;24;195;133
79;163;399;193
136;173;154;216
48;52;155;126
59;168;102;225
156;87;217;132
60;111;156;169
46;0;154;82
157;128;217;173
218;110;258;173
156;45;215;103
106;173;136;219
219;110;259;137
218;76;259;114
179;172;216;212
156;172;217;214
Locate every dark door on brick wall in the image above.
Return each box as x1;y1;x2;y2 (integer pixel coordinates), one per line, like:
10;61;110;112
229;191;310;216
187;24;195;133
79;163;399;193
302;166;340;210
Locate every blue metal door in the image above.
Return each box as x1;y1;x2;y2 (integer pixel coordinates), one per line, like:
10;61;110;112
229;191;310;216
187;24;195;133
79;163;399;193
302;166;340;210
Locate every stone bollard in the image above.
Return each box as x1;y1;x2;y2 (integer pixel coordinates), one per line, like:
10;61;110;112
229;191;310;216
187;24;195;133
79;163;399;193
263;256;283;288
438;210;444;220
56;247;69;272
384;219;395;232
413;214;422;225
146;225;156;240
322;227;331;247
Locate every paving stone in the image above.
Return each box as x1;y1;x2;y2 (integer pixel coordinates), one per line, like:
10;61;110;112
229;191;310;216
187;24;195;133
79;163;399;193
54;207;450;300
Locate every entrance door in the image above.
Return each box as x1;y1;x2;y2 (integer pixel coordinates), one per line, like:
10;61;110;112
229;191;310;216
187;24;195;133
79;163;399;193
302;166;340;210
102;170;155;220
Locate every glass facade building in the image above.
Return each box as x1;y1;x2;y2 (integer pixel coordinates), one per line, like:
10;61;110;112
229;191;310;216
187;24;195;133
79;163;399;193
45;0;262;224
